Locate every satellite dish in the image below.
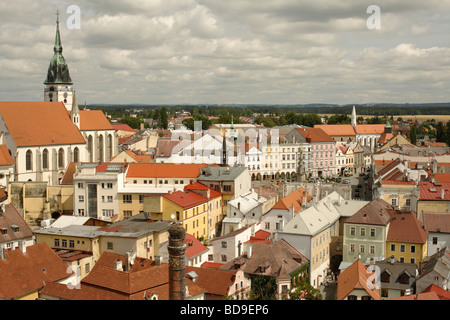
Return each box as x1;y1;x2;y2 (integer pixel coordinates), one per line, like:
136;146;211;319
170;213;176;220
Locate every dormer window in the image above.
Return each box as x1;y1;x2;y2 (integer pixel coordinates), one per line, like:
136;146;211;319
10;225;19;232
0;227;7;235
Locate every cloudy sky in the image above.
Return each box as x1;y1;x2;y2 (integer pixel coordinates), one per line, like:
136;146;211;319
1;0;450;105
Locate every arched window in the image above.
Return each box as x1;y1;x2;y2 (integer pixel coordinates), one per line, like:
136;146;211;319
26;150;33;171
73;147;79;163
98;135;104;162
42;149;49;169
88;135;93;162
58;148;65;168
107;134;113;161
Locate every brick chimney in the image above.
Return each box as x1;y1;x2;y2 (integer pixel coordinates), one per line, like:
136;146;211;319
168;222;186;300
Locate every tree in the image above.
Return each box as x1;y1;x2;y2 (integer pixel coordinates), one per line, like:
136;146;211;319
247;275;277;300
410;124;417;145
436;122;446;143
159;107;168;129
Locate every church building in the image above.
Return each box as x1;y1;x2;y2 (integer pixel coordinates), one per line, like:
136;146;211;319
0;16;118;184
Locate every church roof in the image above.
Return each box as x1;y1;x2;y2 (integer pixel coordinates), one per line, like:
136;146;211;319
0;102;86;147
79;110;115;131
44;19;72;84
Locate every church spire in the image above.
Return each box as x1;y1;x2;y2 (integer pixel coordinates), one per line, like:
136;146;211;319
71;91;80;129
351;105;357;129
44;12;72;85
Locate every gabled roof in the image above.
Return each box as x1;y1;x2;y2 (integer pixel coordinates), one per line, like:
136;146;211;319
419;181;450;201
0;203;34;243
184;233;209;259
0;242;70;299
345;198;393;226
185;266;238;296
314;124;356;136
112;123;137;133
271;187;312;213
0;102;86;147
387;211;428;244
422;212;450;233
337;259;381;300
0;145;14;166
163;190;208;209
79;110;114;131
296;127;335;143
355;124;386;134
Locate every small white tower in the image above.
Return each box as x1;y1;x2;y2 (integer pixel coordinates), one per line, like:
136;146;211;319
71;92;80;129
351;105;357;129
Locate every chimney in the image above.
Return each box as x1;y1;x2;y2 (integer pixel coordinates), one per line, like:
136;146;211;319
168;222;186;300
390;255;395;265
441;188;445;200
248;245;253;258
154;255;162;267
125;250;136;272
19;240;27;255
114;259;123;271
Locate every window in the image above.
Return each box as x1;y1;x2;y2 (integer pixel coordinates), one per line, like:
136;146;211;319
54;239;60;247
221;241;227;248
73;147;79;163
78;195;84;202
123;194;132;203
58;148;65;168
405;198;411;207
221;255;227;262
370;246;375;254
224;185;232;192
107;242;113;250
350;227;356;236
360;245;365;253
391;244;396;251
410;245;416;253
61;239;67;248
139;195;144;204
370;228;376;237
26;150;32;171
42;149;49;169
102;209;114;217
400;245;405;252
391;198;397;206
78;209;85;216
123;210;132;218
69;240;75;248
350;244;355;252
265;222;270;229
360;228;366;237
433;237;438;245
78;183;84;189
85;263;90;274
107;196;113;203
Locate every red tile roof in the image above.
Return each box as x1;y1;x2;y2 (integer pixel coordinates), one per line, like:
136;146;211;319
419;181;450;201
0;242;70;299
272;187;312;212
0;145;14;166
345;198;393;226
0;102;86;147
185;266;238;296
422;284;450;300
79;110;114;131
0;203;34;243
387;211;428;244
381;180;415;185
296;127;335;143
355;124;386;134
185;233;209;258
112;123;137;133
314;124;356;136
184;181;222;199
337;259;381;300
422;212;450;233
200;262;224;269
163;190;208;209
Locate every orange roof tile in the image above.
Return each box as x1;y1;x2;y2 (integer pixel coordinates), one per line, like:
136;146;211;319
163;190;208;209
419;181;450;201
272;187;312;212
0;242;70;299
79;110;114;131
314;124;356;136
112;123;137;133
296;127;335;143
0;102;86;147
355;124;386;134
185;233;209;258
387;211;428;244
0;145;14;166
337;259;381;300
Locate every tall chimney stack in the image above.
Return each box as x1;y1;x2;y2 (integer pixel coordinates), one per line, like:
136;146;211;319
168;222;186;300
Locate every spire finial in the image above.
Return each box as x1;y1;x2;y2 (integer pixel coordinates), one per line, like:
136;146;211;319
56;9;60;24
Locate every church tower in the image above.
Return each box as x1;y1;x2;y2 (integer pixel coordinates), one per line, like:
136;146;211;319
351;105;357;129
44;12;74;112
